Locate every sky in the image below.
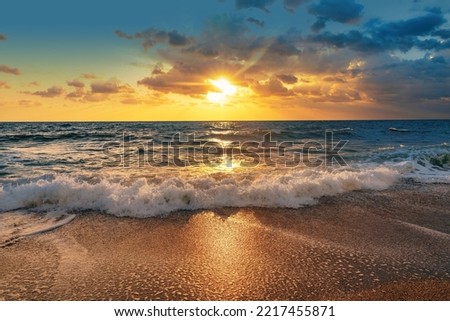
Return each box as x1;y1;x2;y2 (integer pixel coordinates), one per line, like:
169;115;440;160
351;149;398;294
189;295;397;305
1;0;450;121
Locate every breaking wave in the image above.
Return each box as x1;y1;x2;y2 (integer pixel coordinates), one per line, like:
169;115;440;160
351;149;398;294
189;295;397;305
0;167;398;218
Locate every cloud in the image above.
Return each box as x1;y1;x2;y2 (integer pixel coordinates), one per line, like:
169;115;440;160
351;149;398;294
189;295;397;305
115;28;191;51
66;89;86;99
138;62;211;96
0;34;6;41
323;76;347;83
283;0;310;13
433;29;450;39
81;73;97;79
91;78;134;94
31;86;64;98
276;74;298;84
247;17;265;27
121;97;143;105
361;56;450;106
122;7;450;115
0;65;20;75
66;78;134;101
308;0;364;31
251;78;294;96
0;81;10;89
235;0;276;12
307;10;450;54
28;81;40;87
67;79;85;88
18;100;42;107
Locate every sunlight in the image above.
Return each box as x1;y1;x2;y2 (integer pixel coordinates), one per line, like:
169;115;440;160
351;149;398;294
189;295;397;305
206;78;237;104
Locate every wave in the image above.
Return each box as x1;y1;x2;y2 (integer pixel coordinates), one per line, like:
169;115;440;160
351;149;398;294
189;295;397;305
0;167;398;218
389;127;410;132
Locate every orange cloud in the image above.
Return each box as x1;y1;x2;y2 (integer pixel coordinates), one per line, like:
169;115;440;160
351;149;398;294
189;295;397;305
0;81;10;89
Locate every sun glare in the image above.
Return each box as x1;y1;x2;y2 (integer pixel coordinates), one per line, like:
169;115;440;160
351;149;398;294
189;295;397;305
207;78;237;104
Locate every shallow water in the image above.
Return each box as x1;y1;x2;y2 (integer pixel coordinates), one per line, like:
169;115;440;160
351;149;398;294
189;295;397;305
0;121;449;221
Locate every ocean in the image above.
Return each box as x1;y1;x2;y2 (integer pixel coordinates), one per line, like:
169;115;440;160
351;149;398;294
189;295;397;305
0;120;449;221
1;120;450;299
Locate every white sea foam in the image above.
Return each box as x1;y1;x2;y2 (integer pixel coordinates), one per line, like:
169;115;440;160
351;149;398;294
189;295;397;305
0;167;399;217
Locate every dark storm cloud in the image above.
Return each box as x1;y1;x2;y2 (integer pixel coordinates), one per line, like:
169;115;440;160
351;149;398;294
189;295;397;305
0;34;7;41
308;0;364;31
31;86;64;98
0;65;20;75
115;29;191;51
247;17;265;27
235;0;276;12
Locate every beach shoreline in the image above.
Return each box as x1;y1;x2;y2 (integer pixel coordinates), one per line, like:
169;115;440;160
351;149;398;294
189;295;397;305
1;182;449;301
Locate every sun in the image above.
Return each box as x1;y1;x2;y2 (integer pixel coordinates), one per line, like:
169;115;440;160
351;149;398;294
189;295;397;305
206;78;237;104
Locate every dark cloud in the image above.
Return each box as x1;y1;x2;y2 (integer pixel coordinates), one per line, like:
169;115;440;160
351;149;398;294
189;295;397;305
307;10;449;54
0;64;20;75
323;76;347;83
311;17;327;32
432;29;450;39
151;63;165;75
114;30;134;40
66;89;85;98
115;28;191;51
267;32;302;56
0;34;6;41
247;17;265;27
283;0;310;12
251;78;293;96
67;79;85;88
235;0;276;12
138;62;211;96
31;86;64;98
0;81;10;89
369;11;446;38
276;74;298;84
91;78;133;94
309;0;364;31
360;56;450;112
65;78;134;102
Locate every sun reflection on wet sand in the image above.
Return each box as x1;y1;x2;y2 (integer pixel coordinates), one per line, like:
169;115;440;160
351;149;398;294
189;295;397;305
180;211;265;298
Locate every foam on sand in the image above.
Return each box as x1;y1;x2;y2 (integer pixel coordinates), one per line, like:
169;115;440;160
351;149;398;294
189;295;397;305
0;211;76;247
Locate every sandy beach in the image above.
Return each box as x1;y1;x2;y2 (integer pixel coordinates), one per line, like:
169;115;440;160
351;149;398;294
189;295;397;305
1;181;449;301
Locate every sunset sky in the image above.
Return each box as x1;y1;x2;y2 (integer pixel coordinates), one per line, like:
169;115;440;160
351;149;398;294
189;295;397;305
1;0;450;121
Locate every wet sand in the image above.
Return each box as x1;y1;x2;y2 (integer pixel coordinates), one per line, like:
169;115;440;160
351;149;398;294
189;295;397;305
0;182;449;300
